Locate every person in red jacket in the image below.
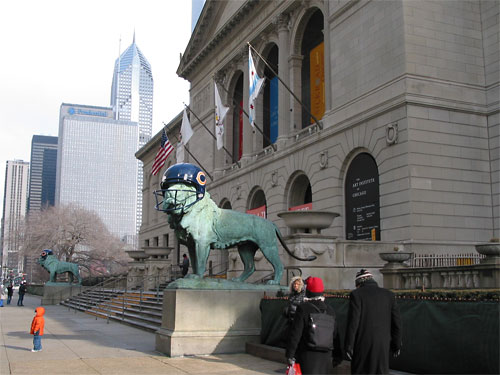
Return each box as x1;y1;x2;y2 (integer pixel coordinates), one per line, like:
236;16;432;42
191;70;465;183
30;307;45;352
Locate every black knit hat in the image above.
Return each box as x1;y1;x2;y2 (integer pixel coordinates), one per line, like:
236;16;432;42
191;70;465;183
355;269;373;286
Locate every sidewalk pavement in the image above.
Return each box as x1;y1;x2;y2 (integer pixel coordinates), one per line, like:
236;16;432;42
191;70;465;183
0;294;286;375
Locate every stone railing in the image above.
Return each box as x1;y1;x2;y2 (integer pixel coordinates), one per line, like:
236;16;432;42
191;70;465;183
381;246;499;289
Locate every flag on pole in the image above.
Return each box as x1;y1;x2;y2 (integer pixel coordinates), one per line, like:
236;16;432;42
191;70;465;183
176;141;185;163
215;83;229;150
248;46;265;128
151;129;173;175
176;108;193;163
181;108;193;145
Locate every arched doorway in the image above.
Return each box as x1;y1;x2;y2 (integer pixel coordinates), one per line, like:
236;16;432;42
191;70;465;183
345;153;381;240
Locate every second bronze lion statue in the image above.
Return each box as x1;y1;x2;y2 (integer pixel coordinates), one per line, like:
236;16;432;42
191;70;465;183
38;249;82;284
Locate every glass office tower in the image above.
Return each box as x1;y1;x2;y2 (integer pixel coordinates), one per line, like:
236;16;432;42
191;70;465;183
1;160;29;273
110;34;153;234
28;135;58;213
56;104;138;242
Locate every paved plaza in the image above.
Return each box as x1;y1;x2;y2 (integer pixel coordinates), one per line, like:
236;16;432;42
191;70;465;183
0;294;286;375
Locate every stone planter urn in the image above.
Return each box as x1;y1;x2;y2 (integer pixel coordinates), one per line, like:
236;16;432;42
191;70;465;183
379;252;413;269
144;246;173;259
277;211;339;234
125;250;147;262
475;242;500;264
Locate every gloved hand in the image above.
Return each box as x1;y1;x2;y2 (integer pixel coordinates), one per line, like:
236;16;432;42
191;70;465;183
392;349;401;358
287;357;295;366
346;351;353;361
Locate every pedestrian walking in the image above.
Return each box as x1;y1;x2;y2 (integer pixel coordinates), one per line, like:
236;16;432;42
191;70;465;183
18;281;27;306
30;307;45;352
344;269;402;374
7;283;13;304
285;276;306;322
286;276;343;374
0;284;4;307
181;254;189;277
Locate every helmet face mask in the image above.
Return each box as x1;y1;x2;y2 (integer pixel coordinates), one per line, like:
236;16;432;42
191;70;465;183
153;163;207;214
154;184;199;214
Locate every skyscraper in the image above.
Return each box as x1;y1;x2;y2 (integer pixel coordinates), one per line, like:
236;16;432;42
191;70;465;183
56;104;138;243
110;34;153;234
28;135;58;213
1;160;29;274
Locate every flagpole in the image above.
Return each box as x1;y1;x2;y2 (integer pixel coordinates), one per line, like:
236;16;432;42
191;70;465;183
162;122;213;181
183;103;240;168
216;81;277;152
248;42;323;130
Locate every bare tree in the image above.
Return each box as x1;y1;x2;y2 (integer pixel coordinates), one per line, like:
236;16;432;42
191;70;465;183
21;204;129;277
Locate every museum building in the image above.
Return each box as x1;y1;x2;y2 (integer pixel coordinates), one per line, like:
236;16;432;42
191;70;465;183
136;0;499;288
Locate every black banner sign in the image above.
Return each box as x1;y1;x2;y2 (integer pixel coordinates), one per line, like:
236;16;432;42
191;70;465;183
345;153;380;240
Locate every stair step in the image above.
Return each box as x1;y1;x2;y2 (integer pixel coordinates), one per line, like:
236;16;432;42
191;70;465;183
61;290;164;333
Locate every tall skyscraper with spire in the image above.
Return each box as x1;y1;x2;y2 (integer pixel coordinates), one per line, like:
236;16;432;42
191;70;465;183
110;33;153;234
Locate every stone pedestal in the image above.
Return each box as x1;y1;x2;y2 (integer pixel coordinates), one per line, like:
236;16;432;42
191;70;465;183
42;284;86;305
155;289;269;357
144;258;170;290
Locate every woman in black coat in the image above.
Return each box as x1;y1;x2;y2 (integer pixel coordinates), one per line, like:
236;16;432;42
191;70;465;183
344;269;402;374
286;277;343;374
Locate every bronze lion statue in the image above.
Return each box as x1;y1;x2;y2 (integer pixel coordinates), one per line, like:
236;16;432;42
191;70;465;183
38;249;82;284
154;163;315;285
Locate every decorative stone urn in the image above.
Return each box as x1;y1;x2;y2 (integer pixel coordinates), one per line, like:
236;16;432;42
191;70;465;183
379;252;413;269
125;250;147;262
277;211;339;234
144;246;173;259
475;242;500;264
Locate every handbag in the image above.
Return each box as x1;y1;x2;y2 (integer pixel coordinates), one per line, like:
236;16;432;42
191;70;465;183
286;362;302;375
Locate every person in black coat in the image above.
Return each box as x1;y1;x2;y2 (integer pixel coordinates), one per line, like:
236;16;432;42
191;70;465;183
344;269;402;374
17;282;27;306
286;276;343;374
285;276;306;322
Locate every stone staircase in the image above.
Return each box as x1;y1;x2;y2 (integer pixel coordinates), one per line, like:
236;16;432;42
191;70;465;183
61;289;163;333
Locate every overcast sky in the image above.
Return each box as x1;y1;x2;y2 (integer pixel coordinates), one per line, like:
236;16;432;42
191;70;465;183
0;0;193;216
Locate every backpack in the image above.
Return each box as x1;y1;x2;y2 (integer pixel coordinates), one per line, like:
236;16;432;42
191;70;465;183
304;303;336;351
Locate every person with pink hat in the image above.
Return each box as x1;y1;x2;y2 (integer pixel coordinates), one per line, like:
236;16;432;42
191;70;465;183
285;276;342;374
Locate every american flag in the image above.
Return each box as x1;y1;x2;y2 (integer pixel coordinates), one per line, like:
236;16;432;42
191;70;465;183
151;129;173;176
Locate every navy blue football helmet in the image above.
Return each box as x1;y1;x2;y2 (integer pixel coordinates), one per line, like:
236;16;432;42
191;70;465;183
154;163;207;213
40;249;53;258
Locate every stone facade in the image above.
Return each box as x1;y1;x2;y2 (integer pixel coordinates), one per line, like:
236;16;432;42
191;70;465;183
135;0;499;289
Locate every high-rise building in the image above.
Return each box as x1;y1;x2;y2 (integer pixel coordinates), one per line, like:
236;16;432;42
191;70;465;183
1;160;29;274
28;135;58;213
110;34;153;234
56;103;138;243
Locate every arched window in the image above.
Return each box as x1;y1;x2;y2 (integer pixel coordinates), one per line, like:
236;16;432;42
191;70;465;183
287;173;312;210
263;44;279;148
301;9;324;128
247;188;267;218
219;199;232;209
345;153;381;240
232;73;244;162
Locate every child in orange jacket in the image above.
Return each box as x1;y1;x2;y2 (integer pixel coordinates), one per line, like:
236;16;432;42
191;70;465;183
30;307;45;352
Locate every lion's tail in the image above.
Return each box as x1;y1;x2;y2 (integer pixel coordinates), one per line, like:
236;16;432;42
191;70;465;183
274;224;316;261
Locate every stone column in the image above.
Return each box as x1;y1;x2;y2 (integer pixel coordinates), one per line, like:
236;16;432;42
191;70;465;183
277;13;290;147
289;54;303;132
